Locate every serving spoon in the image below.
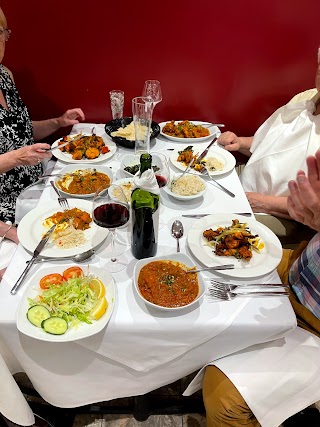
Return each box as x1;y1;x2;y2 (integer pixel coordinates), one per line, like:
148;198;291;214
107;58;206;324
171;220;184;252
27;249;95;264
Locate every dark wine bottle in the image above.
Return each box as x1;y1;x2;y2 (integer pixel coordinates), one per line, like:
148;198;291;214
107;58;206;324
131;153;160;259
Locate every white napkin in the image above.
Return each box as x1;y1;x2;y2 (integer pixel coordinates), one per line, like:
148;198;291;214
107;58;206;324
133;168;160;195
241;99;320;196
0;352;34;426
184;327;320;427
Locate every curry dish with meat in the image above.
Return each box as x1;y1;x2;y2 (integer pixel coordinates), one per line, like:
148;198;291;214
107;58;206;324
58;134;110;160
43;208;92;231
162;120;210;139
57;169;111;195
203;219;264;261
137;260;199;308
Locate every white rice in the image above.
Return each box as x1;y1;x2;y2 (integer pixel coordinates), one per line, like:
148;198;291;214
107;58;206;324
205;156;224;171
171;175;205;196
54;226;86;249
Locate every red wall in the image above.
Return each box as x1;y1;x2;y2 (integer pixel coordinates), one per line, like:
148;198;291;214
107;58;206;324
2;0;319;138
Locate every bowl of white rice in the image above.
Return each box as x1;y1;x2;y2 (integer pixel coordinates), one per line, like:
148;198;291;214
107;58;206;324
163;174;207;201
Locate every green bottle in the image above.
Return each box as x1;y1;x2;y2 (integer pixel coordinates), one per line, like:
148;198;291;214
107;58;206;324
131;154;160;259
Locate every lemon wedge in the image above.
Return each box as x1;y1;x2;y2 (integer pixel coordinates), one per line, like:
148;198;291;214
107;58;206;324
90;278;106;298
91;297;108;320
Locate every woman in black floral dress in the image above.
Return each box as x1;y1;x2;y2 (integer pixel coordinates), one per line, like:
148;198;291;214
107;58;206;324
0;7;84;226
0;6;85;279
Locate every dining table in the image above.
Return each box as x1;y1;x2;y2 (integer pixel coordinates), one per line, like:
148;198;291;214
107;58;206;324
0;123;297;426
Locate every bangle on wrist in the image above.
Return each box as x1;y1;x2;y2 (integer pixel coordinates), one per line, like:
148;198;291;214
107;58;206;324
1;223;15;242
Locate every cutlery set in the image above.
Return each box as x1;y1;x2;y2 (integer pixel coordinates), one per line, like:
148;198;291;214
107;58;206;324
208;280;290;300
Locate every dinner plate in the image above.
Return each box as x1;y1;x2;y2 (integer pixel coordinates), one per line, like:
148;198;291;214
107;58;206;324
187;213;282;278
17;199;108;257
159;120;220;143
54;164;113;198
109;177;135;203
16;264;116;342
169;144;236;176
51;133;117;164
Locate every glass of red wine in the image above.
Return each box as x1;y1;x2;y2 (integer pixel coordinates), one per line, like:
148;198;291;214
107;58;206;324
93;185;130;273
153;153;170;189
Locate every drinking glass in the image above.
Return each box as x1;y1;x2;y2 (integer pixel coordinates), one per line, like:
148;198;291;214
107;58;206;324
142;80;162;108
109;90;124;119
93;185;130;273
132;96;153;155
152;153;170;189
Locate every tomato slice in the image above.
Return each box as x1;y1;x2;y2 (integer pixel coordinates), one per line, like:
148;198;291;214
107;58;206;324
63;266;84;281
40;273;64;289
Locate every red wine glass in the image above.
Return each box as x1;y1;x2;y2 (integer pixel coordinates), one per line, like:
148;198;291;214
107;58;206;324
93;185;130;273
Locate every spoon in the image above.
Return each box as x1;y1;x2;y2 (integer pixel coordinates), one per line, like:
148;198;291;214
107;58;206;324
27;249;95;264
171;220;184;252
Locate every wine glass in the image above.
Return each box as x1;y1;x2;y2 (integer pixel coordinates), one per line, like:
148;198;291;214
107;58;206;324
93;185;130;273
153;153;170;189
142;80;162;108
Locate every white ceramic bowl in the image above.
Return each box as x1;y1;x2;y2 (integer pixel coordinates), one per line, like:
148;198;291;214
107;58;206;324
54;164;113;198
133;253;206;311
162;174;207;201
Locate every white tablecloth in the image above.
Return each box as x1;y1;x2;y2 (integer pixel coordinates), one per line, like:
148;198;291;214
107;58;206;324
0;124;296;425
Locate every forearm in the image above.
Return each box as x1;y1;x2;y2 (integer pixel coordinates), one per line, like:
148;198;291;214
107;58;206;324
0;151;20;173
32;118;61;141
238;137;254;156
246;192;291;219
0;221;18;244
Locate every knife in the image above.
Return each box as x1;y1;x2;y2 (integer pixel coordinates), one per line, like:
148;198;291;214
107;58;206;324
182;213;252;218
10;224;57;295
186;264;235;273
48;135;83;152
195;137;218;164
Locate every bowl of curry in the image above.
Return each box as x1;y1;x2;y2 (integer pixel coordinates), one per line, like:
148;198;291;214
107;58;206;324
133;253;205;311
54;164;113;198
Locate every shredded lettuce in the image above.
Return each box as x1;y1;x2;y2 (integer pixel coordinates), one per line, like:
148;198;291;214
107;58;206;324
28;275;98;328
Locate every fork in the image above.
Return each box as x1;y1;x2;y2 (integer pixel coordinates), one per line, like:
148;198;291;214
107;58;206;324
50;181;70;211
209;288;290;301
201;167;235;198
210;280;290;291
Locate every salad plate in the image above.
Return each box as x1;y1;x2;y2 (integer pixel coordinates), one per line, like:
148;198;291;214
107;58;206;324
159;120;220;143
51;133;117;164
16;264;116;342
187;213;282;278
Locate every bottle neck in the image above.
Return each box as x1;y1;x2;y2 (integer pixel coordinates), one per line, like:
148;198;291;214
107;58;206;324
140;154;152;176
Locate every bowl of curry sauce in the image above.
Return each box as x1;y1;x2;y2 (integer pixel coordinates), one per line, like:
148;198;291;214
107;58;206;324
133;253;205;311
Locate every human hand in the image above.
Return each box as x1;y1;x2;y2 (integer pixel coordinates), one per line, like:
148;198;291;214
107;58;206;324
57;108;85;128
287;150;320;231
14;143;52;166
218;132;241;151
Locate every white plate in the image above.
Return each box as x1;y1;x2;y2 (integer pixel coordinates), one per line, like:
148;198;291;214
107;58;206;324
16;264;116;342
187;214;282;278
159;120;219;143
51;133;117;164
169;145;236;176
17;199;108;257
133;253;205;311
110;177;135;202
162;175;207;201
54;164;113;198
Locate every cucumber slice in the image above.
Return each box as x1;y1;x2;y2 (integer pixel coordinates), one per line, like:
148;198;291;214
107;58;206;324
27;305;50;327
41;317;68;335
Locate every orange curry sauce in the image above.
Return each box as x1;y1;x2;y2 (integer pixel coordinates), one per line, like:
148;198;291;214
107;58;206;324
138;260;199;308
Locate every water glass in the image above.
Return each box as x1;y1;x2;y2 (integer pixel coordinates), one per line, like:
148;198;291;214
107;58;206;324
109;90;124;120
132;96;153;154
